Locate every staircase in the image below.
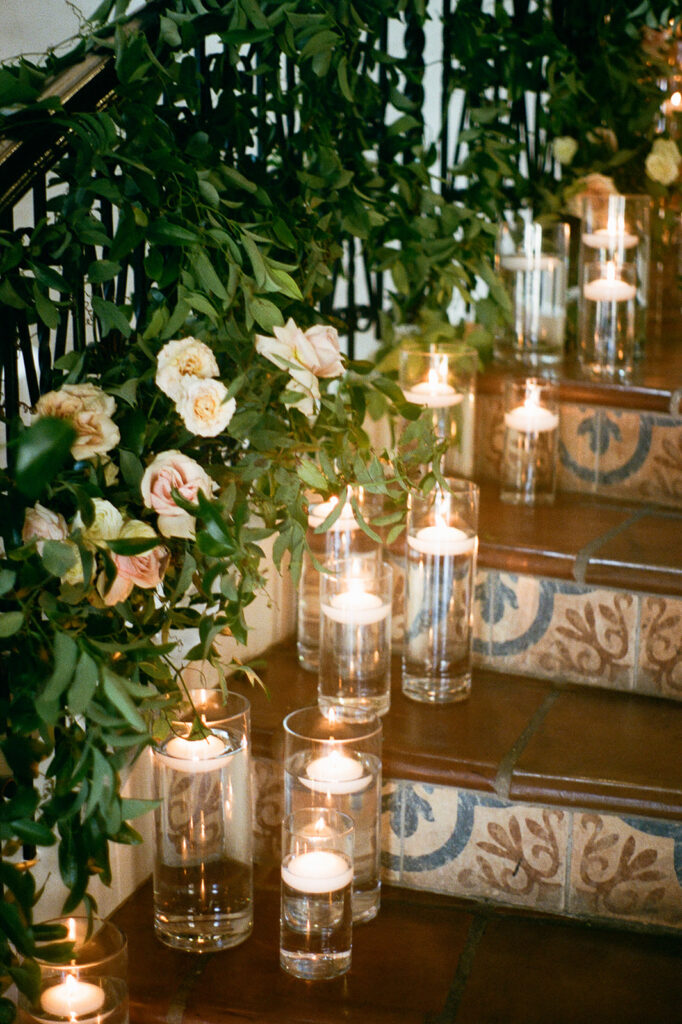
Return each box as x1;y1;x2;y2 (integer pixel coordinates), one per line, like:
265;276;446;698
241;332;682;939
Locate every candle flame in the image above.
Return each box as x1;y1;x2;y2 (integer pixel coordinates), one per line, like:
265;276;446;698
605;260;617;282
671;90;682;109
314;816;328;835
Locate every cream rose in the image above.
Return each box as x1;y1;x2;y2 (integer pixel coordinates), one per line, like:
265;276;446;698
303;324;345;378
22;503;68;553
174;377;236;437
552;136;578;166
156;337;220;402
70;409;121;460
73;498;124;548
566;173;619;218
100;520;169;606
141;449;216;538
61;382;117;418
33;384;119;460
256;317;344;415
646;137;682;186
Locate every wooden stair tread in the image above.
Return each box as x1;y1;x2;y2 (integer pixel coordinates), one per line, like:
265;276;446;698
477;481;682;596
235;641;682;822
112;877;682;1024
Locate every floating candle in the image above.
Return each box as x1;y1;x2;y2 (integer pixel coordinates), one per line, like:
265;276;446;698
583;261;637;303
41;975;105;1018
165;733;225;761
302;750;369;795
281;850;353;894
402;379;462;408
322;586;390;625
582;228;638;251
407;523;475;557
499;253;559;272
504;400;559;434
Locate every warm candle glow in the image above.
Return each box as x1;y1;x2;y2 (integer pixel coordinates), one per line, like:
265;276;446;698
281;850;353;894
41;974;105;1019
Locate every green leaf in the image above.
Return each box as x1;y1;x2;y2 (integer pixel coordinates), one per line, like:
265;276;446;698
221;166;258;194
0;611;23;637
41;540;77;578
92;296;132;338
0;569;16;596
148;220;200;246
297;459;328;493
102;670;147;733
159;14;182;46
14;418;76;498
249;296;284;332
191;251;228;300
41;632;78;702
32;282;59;329
87;259;122;284
67;652;99;715
120;797;158;820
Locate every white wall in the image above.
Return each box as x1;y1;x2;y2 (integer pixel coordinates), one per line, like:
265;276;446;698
0;0;102;64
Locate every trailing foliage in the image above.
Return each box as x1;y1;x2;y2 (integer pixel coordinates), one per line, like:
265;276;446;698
0;0;679;1017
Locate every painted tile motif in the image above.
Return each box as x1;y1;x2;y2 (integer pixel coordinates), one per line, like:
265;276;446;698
477;399;682;504
384;783;682;930
384;785;567;912
637;596;682;700
252;757;282;865
570;813;682;928
477;572;636;690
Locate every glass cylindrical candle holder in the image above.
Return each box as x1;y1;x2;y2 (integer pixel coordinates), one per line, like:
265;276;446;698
500;377;560;506
579;260;637;380
297;490;380;673
579;193;650;358
318;558;393;718
17;917;128;1024
280;807;354;980
283;705;382;924
152;691;253;952
398;340;477;478
495;212;570;367
402;480;479;704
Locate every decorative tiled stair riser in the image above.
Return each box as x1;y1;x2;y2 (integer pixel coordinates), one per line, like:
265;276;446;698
471;571;682;701
476;393;682;507
242;645;682;936
250;761;682;934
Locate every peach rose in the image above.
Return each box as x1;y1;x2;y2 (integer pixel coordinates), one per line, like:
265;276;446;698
100;520;169;606
33;383;119;460
22;502;68;553
156;337;220;402
141;449;216;538
174;378;236;437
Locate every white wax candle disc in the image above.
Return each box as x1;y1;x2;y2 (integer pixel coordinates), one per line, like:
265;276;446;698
504;403;559;434
282;851;353;893
41;977;106;1018
407;525;475;557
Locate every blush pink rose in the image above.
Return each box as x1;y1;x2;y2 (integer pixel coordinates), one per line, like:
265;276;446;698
303;324;344;378
140;449;216;538
100;521;169;606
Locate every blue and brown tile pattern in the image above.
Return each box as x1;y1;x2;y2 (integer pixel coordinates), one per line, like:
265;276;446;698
476;393;682;506
383;780;682;932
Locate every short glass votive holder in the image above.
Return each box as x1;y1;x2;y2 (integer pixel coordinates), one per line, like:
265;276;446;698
495;211;570;367
402;479;479;704
579;260;637;380
151;691;253;952
17;917;128;1024
398;340;477;478
297;489;381;673
280;808;354;980
579;192;650;357
500;377;560;506
283;705;382;924
318;558;393;718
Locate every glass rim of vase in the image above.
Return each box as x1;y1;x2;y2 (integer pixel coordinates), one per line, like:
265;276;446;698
31;916;127;969
283;704;382;744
